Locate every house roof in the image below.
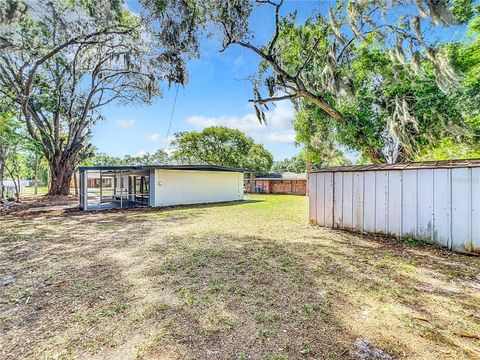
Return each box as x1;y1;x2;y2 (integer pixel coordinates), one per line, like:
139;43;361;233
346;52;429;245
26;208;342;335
78;165;252;173
311;158;480;173
255;172;307;181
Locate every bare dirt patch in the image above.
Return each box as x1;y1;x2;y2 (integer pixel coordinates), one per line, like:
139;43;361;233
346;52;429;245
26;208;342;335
1;195;79;217
1;195;479;359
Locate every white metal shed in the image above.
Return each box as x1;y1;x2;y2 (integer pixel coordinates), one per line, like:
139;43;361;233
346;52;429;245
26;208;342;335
308;159;480;254
78;165;246;211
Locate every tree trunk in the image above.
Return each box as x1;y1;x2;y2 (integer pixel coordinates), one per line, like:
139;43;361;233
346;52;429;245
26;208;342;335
302;92;344;121
34;152;38;195
0;150;4;199
366;147;387;164
248;173;256;193
48;155;76;196
14;171;20;202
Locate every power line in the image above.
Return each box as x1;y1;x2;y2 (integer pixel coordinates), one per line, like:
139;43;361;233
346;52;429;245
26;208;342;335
164;84;180;151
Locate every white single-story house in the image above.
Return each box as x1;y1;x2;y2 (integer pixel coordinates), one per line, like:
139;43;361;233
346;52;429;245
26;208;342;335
78;165;247;211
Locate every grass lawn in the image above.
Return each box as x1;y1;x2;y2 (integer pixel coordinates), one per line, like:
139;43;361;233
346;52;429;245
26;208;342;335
1;194;479;359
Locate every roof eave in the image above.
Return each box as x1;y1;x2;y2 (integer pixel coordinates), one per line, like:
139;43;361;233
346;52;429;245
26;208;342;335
78;165;253;173
310;158;480;173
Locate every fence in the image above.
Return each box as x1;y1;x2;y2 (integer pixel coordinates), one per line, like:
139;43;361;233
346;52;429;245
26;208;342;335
308;160;480;254
2;180;31;198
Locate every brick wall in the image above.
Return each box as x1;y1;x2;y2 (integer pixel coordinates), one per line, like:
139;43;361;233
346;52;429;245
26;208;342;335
248;179;306;195
294;180;307;195
256;180;270;193
246;178;307;195
270;180;292;194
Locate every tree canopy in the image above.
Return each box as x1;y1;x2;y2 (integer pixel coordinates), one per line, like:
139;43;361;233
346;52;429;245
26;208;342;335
172;126;273;172
83;149;169;167
271;149;351;173
290;6;480;163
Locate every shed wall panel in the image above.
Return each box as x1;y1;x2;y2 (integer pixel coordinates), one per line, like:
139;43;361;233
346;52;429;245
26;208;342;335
324;173;334;227
352;172;364;232
308;173;317;224
472;168;480;252
432;169;450;248
402;170;417;237
417;169;434;241
80;170;87;210
375;171;388;234
363;171;376;233
316;173;326;226
149;169;156;207
342;172;354;230
451;168;471;252
387;171;402;236
334;172;343;228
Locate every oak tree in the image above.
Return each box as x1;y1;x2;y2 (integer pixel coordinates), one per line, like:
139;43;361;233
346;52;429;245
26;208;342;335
172;126;273;172
0;0;194;195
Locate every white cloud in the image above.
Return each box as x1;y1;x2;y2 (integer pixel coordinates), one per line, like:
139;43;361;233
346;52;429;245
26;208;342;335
186;101;296;144
264;130;296;144
116;119;135;128
136;147;176;157
145;133;162;142
187;113;263;132
144;133;176;145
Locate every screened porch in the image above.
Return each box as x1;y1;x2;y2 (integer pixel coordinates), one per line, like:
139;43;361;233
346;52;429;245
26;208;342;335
79;168;152;210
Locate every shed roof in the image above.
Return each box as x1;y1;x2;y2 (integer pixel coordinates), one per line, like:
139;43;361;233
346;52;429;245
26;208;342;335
78;165;251;173
311;158;480;173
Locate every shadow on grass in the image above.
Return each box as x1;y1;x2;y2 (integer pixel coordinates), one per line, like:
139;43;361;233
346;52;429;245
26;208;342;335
89;198;266;212
137;233;354;359
0;253;132;360
132;230;480;359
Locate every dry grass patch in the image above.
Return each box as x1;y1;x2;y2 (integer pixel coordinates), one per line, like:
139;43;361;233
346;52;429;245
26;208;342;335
1;195;479;359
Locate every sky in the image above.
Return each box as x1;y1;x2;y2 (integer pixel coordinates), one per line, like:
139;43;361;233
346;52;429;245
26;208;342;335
91;1;329;161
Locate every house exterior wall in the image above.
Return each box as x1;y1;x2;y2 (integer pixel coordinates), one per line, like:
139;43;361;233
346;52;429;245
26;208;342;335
270;181;290;194
152;170;244;207
252;180;270;193
149;169;156;206
270;180;306;195
309;168;480;255
294;180;307;195
251;179;306;195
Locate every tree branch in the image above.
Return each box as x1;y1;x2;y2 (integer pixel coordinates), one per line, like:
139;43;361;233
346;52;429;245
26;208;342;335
21;25;139;126
249;93;299;104
265;0;284;55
